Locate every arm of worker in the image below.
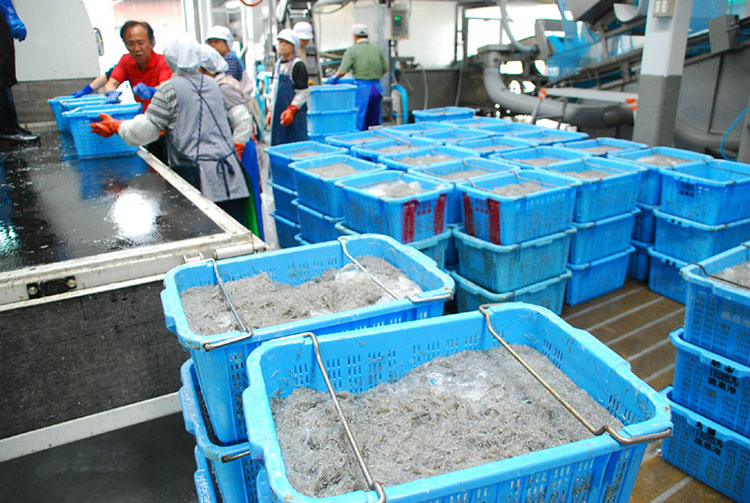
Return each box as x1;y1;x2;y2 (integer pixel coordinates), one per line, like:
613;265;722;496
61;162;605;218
113;83;178;145
0;0;26;41
227;105;253;145
290;61;310;109
328;48;353;84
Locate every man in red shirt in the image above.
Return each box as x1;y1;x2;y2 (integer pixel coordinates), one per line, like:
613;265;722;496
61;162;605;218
103;21;172;111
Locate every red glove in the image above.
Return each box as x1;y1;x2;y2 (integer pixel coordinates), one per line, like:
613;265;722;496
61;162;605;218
279;104;298;126
90;113;122;138
235;142;246;159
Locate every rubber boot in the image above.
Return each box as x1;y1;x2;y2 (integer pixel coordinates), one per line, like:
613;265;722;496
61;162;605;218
0;85;39;145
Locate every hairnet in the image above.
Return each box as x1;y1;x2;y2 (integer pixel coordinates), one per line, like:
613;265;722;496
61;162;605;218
200;44;229;74
164;37;202;73
352;24;368;37
205;25;234;47
277;28;300;51
293;21;313;41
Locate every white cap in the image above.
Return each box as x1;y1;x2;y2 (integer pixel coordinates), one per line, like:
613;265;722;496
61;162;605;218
165;37;202;72
293;21;313;41
199;44;229;74
277;28;300;51
205;25;233;47
352;23;368;37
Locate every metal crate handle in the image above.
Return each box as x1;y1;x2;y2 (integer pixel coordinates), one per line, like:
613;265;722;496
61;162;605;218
689;261;749;291
203;259;253;351
478;304;672;446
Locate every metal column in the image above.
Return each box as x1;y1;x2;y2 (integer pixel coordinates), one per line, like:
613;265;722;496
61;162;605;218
632;0;694;146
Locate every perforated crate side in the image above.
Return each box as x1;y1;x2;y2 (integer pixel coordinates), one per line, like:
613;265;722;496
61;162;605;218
565;247;634;306
647;247;687;304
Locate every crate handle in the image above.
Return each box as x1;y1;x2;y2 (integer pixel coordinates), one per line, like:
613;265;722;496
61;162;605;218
302;331;387;503
689;262;748;291
337;236;454;303
203;259;253;351
478;304;672;446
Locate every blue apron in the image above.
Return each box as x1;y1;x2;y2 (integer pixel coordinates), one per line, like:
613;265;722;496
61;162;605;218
271;58;308;146
355;79;383;131
241;139;264;240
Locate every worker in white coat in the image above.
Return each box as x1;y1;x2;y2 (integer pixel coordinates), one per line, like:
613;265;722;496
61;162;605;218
90;37;250;227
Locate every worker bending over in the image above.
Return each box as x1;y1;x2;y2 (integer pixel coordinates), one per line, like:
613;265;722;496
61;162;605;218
266;29;309;146
329;24;388;131
91;37;250;228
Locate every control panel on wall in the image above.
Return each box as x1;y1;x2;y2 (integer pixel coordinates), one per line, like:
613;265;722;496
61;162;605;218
390;8;409;40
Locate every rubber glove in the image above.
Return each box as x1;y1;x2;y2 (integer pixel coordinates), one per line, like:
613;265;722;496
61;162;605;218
71;84;93;98
235;142;246;159
133;83;156;100
326;75;340;85
279;105;298;126
1;1;26;41
104;90;121;104
90;113;122;138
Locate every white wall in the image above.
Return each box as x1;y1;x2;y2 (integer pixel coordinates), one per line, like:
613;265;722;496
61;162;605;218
14;0;100;81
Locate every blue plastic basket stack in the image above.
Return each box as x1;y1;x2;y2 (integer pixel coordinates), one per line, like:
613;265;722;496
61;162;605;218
535;157;646;305
659;241;750;501
289;154;385;245
606;147;714;301
264;141;347;247
306;83;357;142
648;159;750;303
48;94;143;159
412;105;475;123
162;235;455;503
448;169;581;314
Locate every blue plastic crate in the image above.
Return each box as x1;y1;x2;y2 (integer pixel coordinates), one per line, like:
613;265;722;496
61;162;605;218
336;171;452;243
307;108;358;136
660;159;750;225
670;328;750;437
516;128;589;145
180;360;260;503
48;94;107;131
452;269;571;314
161;235;454;444
454;135;537;157
293;200;344;243
293;233;310;246
566;247;634;306
445;116;514;132
681;243;750;366
379;144;477;171
349;136;439;162
491;146;591;170
270;182;297;221
308;84;356;112
647;247;687;304
265;141;347;190
446;223;459;268
333;222;452;269
661;387;750;503
653;208;750;262
408;157;519;224
243;303;671;503
543;156;645;222
325;129;389;150
419;127;490;144
609;147;712;205
454;226;574;292
632;202;657;243
553;137;647;156
627;239;650;282
412;106;475;122
501;121;543;134
193;446;218;503
381;121;454;137
271;211;300;248
290;154;385;217
63;104;142;158
569;209;639;264
457;169;581;245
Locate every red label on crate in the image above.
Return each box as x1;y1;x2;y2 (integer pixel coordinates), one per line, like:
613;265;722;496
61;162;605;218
402;200;417;243
488;199;501;244
434;194;446;234
462;193;474;235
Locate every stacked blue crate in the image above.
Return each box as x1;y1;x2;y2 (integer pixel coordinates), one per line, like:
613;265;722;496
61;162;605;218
660;243;750;500
306;84;358;140
265;141;347;246
649;159;750;303
289;154;385;243
490;145;591;169
534;157;645;305
449;169;581;314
